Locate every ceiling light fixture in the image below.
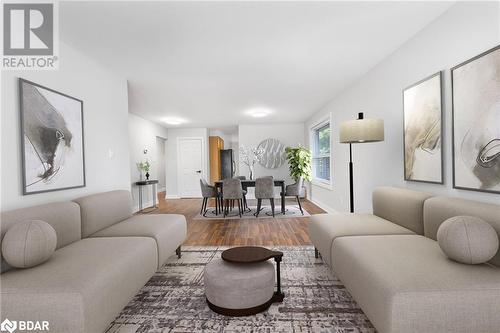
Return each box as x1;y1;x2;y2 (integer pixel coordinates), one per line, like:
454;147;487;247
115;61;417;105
162;117;187;125
245;107;273;118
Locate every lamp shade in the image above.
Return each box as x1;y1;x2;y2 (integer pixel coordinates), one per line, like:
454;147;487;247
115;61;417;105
339;118;384;143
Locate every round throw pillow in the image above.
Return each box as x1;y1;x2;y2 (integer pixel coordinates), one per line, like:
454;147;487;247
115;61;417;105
437;216;499;264
2;220;57;268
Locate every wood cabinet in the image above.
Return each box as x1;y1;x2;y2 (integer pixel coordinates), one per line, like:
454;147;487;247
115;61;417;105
209;136;224;184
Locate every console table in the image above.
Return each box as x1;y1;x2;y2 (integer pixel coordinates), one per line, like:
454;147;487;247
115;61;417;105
135;179;159;213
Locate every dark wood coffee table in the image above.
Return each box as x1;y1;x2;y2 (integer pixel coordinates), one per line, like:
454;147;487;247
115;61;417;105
222;246;285;303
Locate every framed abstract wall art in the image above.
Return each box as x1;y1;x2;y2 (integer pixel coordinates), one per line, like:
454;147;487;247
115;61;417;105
19;78;85;195
403;72;443;184
451;45;500;194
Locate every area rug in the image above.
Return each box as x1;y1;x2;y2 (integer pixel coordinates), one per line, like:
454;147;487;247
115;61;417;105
193;205;310;220
106;246;375;333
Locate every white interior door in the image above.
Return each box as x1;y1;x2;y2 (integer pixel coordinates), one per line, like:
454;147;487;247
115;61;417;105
178;137;204;198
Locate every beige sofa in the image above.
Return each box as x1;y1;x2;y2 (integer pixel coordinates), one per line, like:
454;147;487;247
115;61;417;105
0;190;187;333
309;187;500;333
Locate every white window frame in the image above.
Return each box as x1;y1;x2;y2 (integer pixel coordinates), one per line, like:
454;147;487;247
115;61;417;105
310;114;333;190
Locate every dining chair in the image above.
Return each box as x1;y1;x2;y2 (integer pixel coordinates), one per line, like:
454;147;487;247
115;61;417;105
282;177;305;215
200;178;221;217
222;178;244;218
234;176;250;211
254;176;275;217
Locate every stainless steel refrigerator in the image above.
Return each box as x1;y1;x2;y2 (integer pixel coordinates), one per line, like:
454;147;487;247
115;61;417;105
220;149;235;180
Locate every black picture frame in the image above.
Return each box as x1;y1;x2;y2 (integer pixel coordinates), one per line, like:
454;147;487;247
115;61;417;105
402;71;444;184
451;44;500;195
19;78;86;195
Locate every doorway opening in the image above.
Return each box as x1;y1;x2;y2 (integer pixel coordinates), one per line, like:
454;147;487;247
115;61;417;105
156;136;167;193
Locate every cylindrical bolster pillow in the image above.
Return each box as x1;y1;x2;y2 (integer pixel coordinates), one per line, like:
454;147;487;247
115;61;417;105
437;216;499;264
2;220;57;268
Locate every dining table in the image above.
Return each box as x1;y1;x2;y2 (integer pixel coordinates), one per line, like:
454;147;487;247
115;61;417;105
214;179;286;214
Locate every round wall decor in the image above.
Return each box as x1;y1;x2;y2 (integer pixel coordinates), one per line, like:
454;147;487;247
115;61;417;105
257;138;286;169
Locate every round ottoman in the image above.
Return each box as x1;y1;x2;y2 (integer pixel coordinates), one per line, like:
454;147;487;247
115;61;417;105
204;258;275;316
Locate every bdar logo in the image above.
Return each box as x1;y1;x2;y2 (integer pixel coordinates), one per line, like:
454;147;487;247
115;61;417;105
0;319;17;333
3;3;54;56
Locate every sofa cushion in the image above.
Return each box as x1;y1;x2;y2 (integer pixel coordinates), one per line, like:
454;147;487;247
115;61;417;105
308;213;414;266
437;216;499;264
2;220;57;268
372;186;433;234
90;214;186;268
73;190;133;238
331;235;500;333
424;196;500;267
1;237;157;333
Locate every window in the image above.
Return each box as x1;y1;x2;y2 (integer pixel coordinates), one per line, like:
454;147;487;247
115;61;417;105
311;120;331;186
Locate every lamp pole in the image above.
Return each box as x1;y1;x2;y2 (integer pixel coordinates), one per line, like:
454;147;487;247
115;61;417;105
349;142;354;213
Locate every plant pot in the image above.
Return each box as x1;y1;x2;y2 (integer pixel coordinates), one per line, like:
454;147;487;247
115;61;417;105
145;172;150;180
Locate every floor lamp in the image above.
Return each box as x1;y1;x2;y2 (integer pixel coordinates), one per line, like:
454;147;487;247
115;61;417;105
339;112;384;213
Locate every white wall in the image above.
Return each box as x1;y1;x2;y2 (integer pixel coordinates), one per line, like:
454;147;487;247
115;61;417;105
1;42;131;211
128;113;168;211
165;127;209;198
305;1;500;214
156;137;166;191
238;123;305;184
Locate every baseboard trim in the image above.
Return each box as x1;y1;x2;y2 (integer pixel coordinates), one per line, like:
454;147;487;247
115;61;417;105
309;198;337;214
165;194;180;199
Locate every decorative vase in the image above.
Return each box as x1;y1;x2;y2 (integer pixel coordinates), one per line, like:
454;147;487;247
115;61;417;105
249;165;254;180
145;172;150;180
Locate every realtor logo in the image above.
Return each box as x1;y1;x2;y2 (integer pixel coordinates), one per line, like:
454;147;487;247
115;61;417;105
3;3;53;55
0;318;49;332
2;2;59;70
0;319;17;333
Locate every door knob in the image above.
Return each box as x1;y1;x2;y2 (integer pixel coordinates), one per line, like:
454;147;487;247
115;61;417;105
196;170;202;173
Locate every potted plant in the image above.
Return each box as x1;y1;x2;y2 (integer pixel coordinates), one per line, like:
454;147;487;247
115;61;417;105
285;146;312;183
137;161;151;180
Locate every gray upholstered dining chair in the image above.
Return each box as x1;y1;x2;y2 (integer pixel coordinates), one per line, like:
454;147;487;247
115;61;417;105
234;176;249;211
200;178;221;217
222;178;244;218
282;177;305;215
254;176;275;217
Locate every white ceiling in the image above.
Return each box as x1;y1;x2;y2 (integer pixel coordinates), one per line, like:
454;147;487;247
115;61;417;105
60;1;453;128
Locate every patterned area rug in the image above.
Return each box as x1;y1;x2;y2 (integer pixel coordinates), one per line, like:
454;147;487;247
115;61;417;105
106;246;375;333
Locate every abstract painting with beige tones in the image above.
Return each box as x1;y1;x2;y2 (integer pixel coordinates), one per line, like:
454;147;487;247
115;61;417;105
403;72;443;183
452;45;500;194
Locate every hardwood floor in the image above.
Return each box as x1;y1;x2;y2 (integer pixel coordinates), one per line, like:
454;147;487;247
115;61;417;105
152;192;325;246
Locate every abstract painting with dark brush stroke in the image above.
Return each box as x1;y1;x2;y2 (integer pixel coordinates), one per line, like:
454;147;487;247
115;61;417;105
21;79;84;194
403;72;442;183
452;46;500;194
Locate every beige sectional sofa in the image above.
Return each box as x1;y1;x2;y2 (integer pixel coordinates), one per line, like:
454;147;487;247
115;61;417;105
309;187;500;333
1;190;186;333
